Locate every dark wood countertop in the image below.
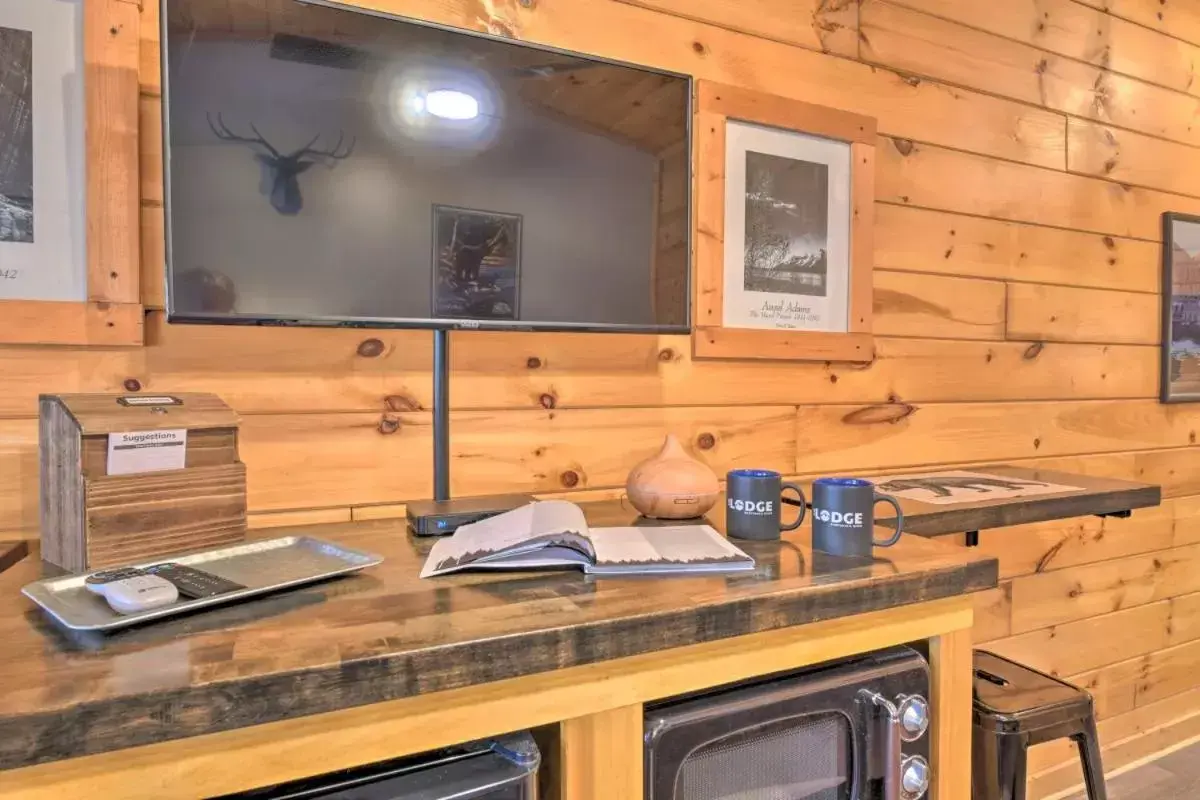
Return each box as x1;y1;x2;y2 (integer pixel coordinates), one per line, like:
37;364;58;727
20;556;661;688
0;540;28;576
0;502;996;772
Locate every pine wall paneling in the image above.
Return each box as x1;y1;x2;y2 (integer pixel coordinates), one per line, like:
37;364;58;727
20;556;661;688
5;0;1200;794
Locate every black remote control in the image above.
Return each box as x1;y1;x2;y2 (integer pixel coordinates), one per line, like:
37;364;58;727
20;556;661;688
144;563;247;599
85;567;147;586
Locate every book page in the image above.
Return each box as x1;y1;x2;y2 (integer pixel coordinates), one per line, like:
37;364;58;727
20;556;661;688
531;500;589;536
420;501;590;578
589;525;753;569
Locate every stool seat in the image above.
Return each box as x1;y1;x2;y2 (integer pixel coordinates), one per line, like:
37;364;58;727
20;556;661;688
973;650;1093;736
971;651;1107;800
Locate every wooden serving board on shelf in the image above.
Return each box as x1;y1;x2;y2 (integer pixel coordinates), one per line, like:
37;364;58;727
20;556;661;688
866;465;1161;537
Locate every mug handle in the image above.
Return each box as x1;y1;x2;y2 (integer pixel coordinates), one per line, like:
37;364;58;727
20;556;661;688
780;483;807;531
873;493;904;547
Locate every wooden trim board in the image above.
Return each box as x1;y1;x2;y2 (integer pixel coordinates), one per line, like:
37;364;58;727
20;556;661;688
698;81;877;145
0;301;143;347
694;327;874;360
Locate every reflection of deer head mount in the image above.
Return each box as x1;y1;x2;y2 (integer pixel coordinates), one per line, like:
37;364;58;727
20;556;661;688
206;113;355;216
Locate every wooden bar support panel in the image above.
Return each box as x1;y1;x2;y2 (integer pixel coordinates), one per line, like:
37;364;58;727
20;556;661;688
559;705;644;800
930;626;975;800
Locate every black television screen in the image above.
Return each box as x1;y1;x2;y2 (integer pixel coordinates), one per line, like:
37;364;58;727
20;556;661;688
161;0;691;332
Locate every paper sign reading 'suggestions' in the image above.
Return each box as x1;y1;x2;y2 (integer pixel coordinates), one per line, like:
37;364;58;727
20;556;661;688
106;429;187;476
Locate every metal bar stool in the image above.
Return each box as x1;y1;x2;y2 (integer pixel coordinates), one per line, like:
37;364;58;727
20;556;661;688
972;650;1107;800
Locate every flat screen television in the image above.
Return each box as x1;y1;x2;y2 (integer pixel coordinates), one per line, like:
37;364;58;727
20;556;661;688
161;0;692;333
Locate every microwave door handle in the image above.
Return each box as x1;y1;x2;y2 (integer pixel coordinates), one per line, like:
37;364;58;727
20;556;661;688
859;690;903;800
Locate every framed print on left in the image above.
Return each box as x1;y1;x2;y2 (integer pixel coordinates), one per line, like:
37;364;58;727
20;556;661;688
0;0;142;346
1162;212;1200;402
692;80;876;362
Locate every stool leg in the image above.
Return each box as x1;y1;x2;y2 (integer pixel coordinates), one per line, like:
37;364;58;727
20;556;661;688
973;731;1028;800
1073;716;1108;800
998;735;1029;800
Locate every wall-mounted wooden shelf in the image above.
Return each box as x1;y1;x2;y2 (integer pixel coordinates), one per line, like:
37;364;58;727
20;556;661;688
869;466;1161;539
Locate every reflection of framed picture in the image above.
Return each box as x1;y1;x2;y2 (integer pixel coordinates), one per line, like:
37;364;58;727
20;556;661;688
1161;212;1200;403
693;81;876;363
431;204;522;321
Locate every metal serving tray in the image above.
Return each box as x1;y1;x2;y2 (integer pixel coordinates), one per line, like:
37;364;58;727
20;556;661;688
22;536;383;632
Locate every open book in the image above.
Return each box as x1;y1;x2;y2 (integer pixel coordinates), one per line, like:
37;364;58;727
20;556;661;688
420;501;755;578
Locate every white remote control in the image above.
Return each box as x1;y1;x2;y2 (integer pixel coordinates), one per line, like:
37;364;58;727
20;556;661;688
90;574;180;615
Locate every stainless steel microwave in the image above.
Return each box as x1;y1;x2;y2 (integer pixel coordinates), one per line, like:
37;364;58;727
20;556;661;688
645;646;932;800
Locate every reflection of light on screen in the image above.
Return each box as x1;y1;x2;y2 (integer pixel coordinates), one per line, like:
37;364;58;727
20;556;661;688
416;89;480;120
377;63;500;155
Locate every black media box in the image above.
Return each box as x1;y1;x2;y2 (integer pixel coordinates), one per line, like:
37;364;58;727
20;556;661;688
406;494;536;536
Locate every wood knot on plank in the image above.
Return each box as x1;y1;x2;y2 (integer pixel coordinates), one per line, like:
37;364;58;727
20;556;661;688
526;356;542;369
357;338;385;358
123;378;142;392
696;432;716;450
841;403;916;425
377;416;400;435
560;470;580;488
658;347;676;362
891;137;914;156
539;392;557;409
488;19;518;38
385;394;421;412
1023;341;1044;360
692;41;707;55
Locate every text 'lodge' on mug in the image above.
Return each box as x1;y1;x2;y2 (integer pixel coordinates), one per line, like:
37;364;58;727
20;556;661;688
725;469;806;541
811;477;904;558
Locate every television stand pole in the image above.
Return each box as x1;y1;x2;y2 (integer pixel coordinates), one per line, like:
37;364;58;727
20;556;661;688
433;328;451;502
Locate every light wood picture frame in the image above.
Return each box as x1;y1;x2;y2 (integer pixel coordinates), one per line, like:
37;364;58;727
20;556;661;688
1161;211;1200;403
692;81;875;362
0;0;143;346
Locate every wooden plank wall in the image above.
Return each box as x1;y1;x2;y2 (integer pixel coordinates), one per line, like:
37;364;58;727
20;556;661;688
4;0;1200;793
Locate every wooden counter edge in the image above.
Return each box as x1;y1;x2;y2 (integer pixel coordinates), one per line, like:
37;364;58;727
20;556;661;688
0;594;976;800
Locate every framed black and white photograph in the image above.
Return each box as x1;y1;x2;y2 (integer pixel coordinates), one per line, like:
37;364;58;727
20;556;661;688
0;0;86;301
431;205;521;321
0;26;33;245
722;121;852;334
1161;212;1200;403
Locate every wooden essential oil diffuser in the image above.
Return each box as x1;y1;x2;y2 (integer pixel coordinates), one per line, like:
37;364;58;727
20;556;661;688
626;434;720;519
39;393;247;572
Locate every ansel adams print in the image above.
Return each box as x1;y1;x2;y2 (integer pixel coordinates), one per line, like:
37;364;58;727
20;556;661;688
744;151;827;298
723;121;851;334
1162;213;1200;402
0;26;33;244
0;0;86;302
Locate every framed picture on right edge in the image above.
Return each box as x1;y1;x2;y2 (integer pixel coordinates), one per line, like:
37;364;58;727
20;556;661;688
1162;212;1200;402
